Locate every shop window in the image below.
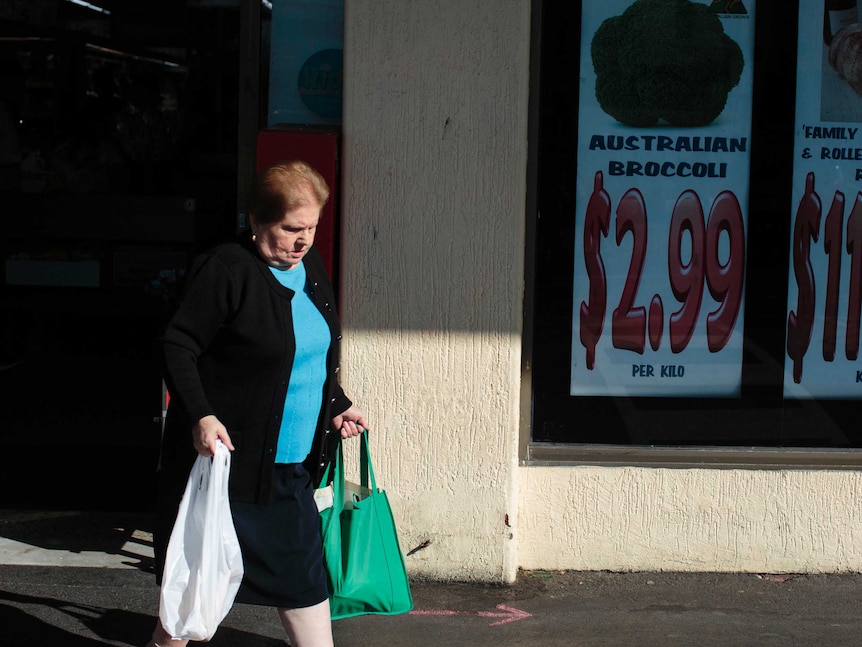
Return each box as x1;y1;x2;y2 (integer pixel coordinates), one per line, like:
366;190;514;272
530;0;862;452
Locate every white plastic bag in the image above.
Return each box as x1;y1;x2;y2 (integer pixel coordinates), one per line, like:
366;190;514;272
158;440;244;641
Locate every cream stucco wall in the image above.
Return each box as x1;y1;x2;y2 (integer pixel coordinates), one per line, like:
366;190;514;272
338;0;530;581
338;0;862;583
519;466;862;573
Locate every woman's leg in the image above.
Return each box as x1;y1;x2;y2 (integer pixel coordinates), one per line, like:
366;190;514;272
145;619;189;647
277;599;334;647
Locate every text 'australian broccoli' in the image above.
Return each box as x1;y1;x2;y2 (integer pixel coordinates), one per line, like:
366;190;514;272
591;0;744;128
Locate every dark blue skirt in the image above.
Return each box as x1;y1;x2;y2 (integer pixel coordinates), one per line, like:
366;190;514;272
230;463;329;609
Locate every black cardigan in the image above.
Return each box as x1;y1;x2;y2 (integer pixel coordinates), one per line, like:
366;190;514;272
158;233;352;506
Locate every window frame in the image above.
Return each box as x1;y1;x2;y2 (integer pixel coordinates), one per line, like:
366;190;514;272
523;0;862;466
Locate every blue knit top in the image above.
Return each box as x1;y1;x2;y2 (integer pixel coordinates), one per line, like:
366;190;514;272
268;261;331;463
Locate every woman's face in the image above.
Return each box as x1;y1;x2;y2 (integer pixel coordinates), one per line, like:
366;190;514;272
251;198;321;270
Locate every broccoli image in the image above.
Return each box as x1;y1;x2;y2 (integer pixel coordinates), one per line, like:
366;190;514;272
591;0;744;127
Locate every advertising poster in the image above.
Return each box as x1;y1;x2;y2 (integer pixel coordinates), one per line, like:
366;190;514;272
784;0;862;399
570;0;756;397
267;0;343;127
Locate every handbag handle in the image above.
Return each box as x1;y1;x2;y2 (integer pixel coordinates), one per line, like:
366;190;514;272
327;430;377;514
319;428;370;485
359;430;377;492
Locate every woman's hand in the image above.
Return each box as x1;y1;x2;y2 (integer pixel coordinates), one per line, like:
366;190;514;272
193;414;235;457
332;405;368;439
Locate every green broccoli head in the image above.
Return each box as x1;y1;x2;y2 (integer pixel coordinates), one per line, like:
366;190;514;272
591;0;744;127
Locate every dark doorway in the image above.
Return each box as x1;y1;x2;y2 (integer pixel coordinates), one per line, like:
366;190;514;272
0;0;243;510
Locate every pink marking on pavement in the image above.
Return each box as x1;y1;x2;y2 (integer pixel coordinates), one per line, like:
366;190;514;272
409;604;532;626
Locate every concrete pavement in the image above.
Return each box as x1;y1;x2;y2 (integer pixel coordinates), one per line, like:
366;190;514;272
0;510;861;646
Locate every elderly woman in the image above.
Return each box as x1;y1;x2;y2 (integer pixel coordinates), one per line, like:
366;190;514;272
147;160;367;647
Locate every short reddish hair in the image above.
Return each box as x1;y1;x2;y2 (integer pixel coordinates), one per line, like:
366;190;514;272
249;159;330;224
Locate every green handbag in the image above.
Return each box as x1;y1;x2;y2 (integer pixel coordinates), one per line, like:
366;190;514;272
318;431;413;620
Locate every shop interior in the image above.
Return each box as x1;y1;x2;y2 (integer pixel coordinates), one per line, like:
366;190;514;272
0;0;245;509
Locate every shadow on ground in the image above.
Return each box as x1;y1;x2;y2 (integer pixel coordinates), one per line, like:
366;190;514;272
0;510;155;573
